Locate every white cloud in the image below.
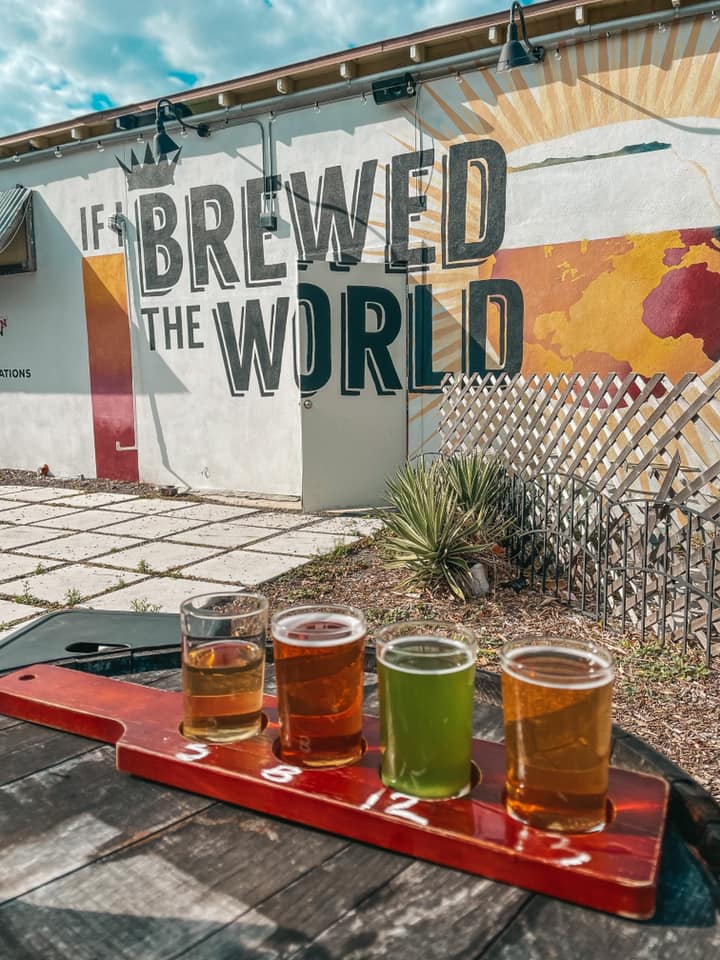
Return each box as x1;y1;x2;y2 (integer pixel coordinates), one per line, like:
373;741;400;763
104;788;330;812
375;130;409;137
0;0;506;136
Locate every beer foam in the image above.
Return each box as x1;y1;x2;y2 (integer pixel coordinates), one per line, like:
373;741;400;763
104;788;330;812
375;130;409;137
502;645;613;689
377;636;475;675
272;611;365;647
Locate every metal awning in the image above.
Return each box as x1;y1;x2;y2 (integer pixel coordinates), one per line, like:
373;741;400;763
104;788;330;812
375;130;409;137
0;185;31;255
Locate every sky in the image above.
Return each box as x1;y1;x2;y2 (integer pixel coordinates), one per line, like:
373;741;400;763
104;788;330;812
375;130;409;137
0;0;518;137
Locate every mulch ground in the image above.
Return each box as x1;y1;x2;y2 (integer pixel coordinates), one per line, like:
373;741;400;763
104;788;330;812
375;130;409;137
3;469;718;800
263;539;720;802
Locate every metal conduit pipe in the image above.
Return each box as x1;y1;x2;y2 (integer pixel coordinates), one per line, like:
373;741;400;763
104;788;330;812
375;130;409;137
1;0;717;171
1;112;273;195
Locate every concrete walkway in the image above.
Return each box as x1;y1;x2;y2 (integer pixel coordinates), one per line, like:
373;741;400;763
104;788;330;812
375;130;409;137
0;485;383;643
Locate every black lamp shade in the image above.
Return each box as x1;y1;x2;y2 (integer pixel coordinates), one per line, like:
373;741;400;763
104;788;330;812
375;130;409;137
497;41;535;72
497;22;534;72
153;130;180;158
497;4;546;72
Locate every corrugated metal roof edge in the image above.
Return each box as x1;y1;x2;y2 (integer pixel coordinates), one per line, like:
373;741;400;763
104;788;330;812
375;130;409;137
0;0;699;153
0;185;31;255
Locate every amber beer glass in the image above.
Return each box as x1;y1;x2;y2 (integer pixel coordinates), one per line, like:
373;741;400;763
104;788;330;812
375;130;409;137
181;592;268;743
500;636;615;833
272;604;366;767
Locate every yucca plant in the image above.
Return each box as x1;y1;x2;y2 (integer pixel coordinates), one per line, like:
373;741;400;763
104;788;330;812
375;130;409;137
382;460;484;599
442;453;506;516
382;454;514;599
441;453;515;547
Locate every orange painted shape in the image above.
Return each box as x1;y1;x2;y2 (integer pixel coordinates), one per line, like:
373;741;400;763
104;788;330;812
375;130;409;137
0;664;669;920
82;254;138;481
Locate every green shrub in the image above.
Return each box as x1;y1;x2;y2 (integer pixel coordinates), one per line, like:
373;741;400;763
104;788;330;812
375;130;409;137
382;455;511;600
443;453;506;517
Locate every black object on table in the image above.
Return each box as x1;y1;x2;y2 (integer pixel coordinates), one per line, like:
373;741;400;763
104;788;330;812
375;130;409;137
0;609;181;675
1;648;719;958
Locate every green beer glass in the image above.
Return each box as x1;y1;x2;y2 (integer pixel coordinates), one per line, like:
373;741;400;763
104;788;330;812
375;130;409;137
376;620;478;799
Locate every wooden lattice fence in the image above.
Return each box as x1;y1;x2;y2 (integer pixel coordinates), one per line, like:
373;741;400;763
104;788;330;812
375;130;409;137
439;373;720;661
440;372;720;516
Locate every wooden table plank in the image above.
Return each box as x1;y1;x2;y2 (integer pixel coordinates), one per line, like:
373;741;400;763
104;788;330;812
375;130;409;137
0;747;213;903
0;805;356;959
0;722;99;786
0;714;22;731
286;859;530;960
481;831;720;959
160;844;414;960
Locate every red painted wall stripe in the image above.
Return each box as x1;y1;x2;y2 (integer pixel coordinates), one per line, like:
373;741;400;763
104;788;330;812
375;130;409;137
82;254;139;482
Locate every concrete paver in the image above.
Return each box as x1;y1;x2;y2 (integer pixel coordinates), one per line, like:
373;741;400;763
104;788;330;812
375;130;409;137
310;516;384;537
164;503;260;522
98;515;207;539
0;483;384;642
167;522;279;549
209;495;301;509
83;576;245;613
0;556;62;582
247;530;360;557
235;512;317;530
0;486;85;503
0;525;67;550
182;550;305;585
94;540;222;573
0;503;84;525
17;531;143;562
1;565;145;605
103;497;198;515
0;598;46;626
39;509;147;532
49;493;142;509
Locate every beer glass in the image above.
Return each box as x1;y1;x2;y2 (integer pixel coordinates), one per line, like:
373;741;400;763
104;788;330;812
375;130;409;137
376;620;477;799
272;604;366;767
181;592;268;743
500;635;615;833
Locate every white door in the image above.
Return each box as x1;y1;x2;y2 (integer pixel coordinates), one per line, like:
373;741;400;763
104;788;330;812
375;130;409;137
298;261;407;511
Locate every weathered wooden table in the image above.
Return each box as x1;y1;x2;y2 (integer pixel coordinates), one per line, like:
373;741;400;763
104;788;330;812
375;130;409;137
1;662;719;959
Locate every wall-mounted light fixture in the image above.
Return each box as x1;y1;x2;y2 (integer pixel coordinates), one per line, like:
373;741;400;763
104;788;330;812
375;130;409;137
497;2;546;72
153;98;210;159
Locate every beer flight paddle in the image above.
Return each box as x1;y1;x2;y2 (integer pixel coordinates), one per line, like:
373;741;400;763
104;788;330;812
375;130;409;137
0;663;668;920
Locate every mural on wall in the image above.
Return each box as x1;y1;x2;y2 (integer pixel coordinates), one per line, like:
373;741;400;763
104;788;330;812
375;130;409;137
399;20;720;454
67;17;719;487
82;254;138;482
89;138;516;394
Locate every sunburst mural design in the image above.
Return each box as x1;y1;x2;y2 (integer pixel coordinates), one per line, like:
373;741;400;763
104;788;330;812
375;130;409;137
373;20;720;457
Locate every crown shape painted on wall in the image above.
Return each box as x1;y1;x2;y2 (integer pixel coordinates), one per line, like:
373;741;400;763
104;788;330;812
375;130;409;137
116;143;182;190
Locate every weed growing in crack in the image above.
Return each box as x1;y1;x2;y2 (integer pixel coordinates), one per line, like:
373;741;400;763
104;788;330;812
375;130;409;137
130;597;161;613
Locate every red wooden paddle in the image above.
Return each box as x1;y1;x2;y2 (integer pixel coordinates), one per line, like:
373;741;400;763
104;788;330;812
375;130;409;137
0;664;668;919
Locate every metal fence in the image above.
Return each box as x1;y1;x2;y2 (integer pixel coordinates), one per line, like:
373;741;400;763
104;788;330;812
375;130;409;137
502;472;719;664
